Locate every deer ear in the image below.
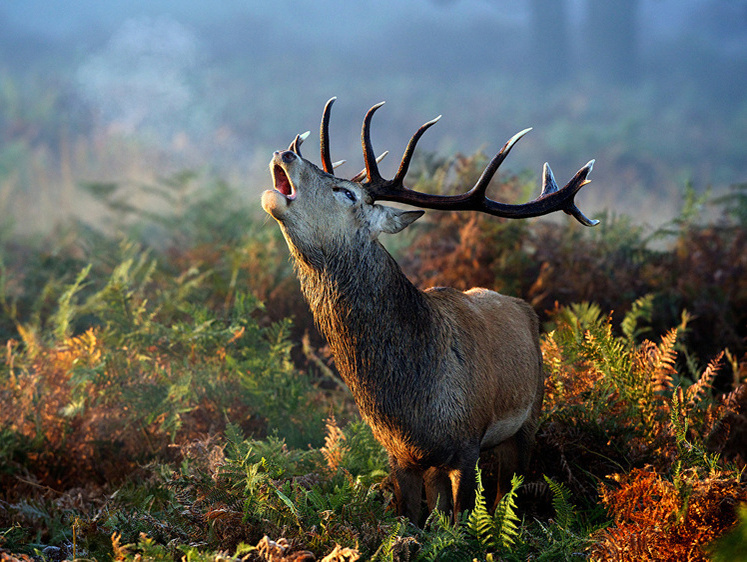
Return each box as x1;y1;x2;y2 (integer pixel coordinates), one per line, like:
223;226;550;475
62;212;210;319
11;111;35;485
371;205;424;235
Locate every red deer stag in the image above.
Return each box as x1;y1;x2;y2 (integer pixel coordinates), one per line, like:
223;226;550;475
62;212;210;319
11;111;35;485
261;98;598;523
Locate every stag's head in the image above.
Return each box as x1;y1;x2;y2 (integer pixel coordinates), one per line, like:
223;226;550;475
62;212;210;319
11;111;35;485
262;98;598;257
262;145;423;254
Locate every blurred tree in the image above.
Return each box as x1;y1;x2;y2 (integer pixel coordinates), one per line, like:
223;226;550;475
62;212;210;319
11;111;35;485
585;0;640;84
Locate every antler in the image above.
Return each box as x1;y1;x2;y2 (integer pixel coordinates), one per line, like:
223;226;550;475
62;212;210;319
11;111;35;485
315;99;599;227
320;97;336;173
288;130;310;157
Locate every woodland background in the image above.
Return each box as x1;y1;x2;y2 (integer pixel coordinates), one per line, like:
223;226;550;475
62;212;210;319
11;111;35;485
1;1;747;560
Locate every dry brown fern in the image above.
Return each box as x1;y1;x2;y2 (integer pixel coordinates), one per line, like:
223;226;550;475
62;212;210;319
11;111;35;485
706;383;747;468
321;416;348;475
638;328;678;394
592;467;747;561
687;352;725;406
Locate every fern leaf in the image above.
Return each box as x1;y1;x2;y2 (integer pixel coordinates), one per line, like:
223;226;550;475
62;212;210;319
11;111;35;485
51;264;92;341
421;508;470;562
275;487;300;521
638;328;678;393
670;390;689;444
321;415;347;473
543;475;576;529
621;294;655;341
369;521;405;562
467;465;493;549
306;485;329;512
224;422;250;460
490;474;523;551
686;351;724;405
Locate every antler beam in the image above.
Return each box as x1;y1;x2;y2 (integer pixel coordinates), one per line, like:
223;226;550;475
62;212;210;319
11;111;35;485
316;98;599;227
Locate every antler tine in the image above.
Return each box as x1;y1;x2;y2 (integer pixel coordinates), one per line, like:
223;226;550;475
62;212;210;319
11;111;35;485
320;97;337;173
470;128;532;198
540;162;559;196
289;131;310;157
560;160;598;226
362;102;386;184
393;115;442;184
351;151;388;183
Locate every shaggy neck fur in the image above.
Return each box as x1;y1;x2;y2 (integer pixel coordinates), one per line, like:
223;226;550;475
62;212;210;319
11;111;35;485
287;230;443;421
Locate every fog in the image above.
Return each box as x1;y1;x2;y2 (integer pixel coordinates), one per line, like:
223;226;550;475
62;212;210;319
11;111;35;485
1;0;746;230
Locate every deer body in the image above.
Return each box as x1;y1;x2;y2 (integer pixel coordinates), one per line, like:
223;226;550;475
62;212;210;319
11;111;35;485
262;99;596;521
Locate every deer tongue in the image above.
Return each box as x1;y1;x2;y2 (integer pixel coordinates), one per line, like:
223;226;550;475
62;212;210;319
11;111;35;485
273;165;296;200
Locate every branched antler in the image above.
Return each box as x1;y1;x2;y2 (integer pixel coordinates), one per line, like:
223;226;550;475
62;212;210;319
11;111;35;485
316;98;599;226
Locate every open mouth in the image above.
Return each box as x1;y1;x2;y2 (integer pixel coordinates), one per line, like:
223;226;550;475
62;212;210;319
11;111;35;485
273;165;296;200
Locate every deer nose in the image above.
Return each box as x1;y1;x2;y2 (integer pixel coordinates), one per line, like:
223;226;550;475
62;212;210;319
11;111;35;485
278;151;296;164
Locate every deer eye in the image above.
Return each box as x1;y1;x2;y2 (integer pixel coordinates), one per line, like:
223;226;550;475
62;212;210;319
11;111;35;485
333;187;357;203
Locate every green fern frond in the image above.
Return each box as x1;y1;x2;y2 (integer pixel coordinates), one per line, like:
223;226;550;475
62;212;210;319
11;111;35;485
567;302;604;330
223;422;252;463
543;476;576;530
274;486;301;527
51;263;91;341
670;390;690;452
466;467;523;554
467;465;493;549
306;485;329;512
420;507;470;561
369;521;405;562
490;474;523;551
670;388;723;474
621;294;654;341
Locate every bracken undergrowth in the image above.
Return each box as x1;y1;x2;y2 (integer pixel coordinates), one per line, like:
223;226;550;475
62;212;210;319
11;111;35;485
0;167;745;560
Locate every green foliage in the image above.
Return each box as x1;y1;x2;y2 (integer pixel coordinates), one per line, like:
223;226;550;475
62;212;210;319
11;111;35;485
407;468;525;561
0;228;326;508
543;296;746;560
708;505;747;562
333;420;390;485
620;293;655;342
469;472;523;553
417;509;472;561
133;421;397;558
670;391;722;475
714;182;747;228
369;521;408;562
49;263;92;341
1;157;746;560
544;476;576;530
222;422;319;482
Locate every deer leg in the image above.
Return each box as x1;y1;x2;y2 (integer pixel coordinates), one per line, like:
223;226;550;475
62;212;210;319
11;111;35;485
491;419;539;510
490;436;519;510
449;445;480;520
389;457;424;523
516;417;538;473
424;467;452;515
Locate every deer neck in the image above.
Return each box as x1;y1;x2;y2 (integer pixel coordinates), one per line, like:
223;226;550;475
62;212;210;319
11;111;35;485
290;234;438;397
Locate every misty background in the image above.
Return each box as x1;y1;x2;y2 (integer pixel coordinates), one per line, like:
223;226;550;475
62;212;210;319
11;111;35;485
1;0;746;232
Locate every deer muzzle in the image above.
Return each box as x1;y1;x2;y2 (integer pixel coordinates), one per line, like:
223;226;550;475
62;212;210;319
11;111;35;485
270;151;297;201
